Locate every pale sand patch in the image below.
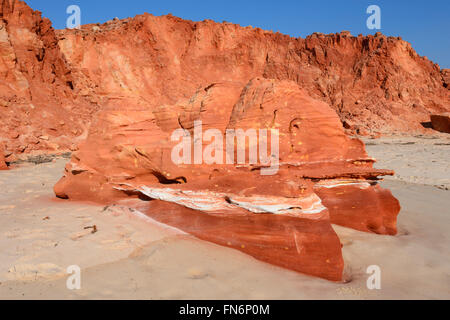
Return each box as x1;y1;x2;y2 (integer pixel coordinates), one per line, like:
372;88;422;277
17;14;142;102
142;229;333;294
0;137;449;299
364;135;450;190
0;160;179;286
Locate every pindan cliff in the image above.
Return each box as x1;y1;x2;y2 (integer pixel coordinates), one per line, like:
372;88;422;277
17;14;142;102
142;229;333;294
55;14;449;136
0;0;96;161
1;0;449;161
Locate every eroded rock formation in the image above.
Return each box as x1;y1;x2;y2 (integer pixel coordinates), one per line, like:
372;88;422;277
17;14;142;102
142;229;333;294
55;78;401;280
55;16;449;137
0;0;96;161
442;69;450;89
431;113;450;134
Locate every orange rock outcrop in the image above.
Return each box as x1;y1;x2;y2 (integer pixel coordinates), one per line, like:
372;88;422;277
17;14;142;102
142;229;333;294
55;78;401;280
0;0;96;159
55;15;449;137
431;113;450;134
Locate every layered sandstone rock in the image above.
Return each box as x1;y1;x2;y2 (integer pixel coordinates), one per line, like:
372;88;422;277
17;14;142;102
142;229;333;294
55;78;401;280
431;113;450;134
314;181;399;235
0;0;96;159
133;199;345;281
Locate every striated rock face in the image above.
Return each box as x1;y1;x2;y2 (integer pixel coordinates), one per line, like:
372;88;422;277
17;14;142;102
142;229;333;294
0;0;96;159
56;15;449;137
133;199;345;281
0;142;7;169
55;78;401;280
431;113;450;134
315;181;399;235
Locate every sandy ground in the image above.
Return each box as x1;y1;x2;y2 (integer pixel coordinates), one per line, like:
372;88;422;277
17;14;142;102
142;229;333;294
0;136;449;300
363;135;450;190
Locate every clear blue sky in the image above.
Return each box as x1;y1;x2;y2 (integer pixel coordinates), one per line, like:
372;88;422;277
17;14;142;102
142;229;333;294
26;0;450;68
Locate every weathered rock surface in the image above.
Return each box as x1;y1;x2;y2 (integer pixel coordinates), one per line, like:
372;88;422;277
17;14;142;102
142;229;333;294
55;14;449;138
314;180;399;235
0;0;96;159
55;78;401;280
442;69;450;89
133;199;345;281
431;113;450;134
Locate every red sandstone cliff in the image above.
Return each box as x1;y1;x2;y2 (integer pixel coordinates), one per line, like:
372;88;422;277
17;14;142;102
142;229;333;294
56;15;449;136
0;0;96;161
1;1;449;159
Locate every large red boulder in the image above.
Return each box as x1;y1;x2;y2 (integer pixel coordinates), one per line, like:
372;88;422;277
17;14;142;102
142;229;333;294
431;113;450;134
55;78;401;280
